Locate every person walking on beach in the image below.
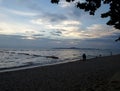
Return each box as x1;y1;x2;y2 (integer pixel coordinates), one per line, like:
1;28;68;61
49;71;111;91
82;53;86;61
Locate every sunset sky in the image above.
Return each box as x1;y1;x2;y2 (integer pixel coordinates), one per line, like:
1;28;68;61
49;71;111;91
0;0;120;48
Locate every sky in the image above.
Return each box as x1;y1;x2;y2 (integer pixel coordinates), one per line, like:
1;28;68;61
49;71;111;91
0;0;120;49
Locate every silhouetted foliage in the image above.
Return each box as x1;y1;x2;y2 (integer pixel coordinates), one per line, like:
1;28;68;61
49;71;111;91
51;0;120;30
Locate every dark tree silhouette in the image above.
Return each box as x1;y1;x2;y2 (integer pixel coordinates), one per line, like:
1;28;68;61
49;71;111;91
51;0;120;29
51;0;120;41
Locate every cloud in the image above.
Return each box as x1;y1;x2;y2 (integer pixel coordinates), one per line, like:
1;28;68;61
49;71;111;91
45;13;68;23
84;24;120;38
0;33;120;49
0;21;45;39
9;9;38;16
0;34;75;48
31;18;81;27
1;11;119;40
58;0;86;8
1;0;120;41
30;12;120;39
33;34;44;37
1;7;38;16
50;30;62;36
33;12;68;23
60;24;120;39
59;0;73;8
30;17;82;39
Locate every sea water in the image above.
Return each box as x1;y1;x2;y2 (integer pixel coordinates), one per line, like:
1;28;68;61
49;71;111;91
0;48;120;70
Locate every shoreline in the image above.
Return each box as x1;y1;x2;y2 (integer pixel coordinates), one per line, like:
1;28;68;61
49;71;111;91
0;54;117;73
0;54;120;91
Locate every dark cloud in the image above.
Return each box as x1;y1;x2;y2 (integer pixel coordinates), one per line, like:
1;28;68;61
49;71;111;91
50;30;62;36
42;12;68;23
33;34;44;37
0;34;23;39
0;33;119;49
55;31;62;34
0;34;64;48
56;29;67;31
79;34;120;49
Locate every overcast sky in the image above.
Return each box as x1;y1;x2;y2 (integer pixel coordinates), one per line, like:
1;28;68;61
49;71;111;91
0;0;120;48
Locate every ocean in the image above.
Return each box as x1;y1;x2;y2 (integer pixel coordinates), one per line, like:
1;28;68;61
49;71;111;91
0;48;120;71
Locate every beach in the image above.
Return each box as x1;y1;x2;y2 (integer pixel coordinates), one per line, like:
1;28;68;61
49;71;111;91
0;54;120;91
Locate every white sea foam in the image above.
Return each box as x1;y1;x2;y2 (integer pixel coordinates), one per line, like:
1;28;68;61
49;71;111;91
0;48;120;72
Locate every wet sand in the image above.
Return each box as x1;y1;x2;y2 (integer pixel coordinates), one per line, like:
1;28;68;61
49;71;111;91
0;54;120;91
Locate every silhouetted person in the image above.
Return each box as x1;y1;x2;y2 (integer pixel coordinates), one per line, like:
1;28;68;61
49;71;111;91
99;54;102;57
82;53;86;61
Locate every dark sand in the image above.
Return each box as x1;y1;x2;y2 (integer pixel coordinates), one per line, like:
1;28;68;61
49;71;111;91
0;54;120;91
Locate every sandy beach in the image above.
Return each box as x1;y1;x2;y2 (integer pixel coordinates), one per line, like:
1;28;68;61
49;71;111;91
0;54;120;91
